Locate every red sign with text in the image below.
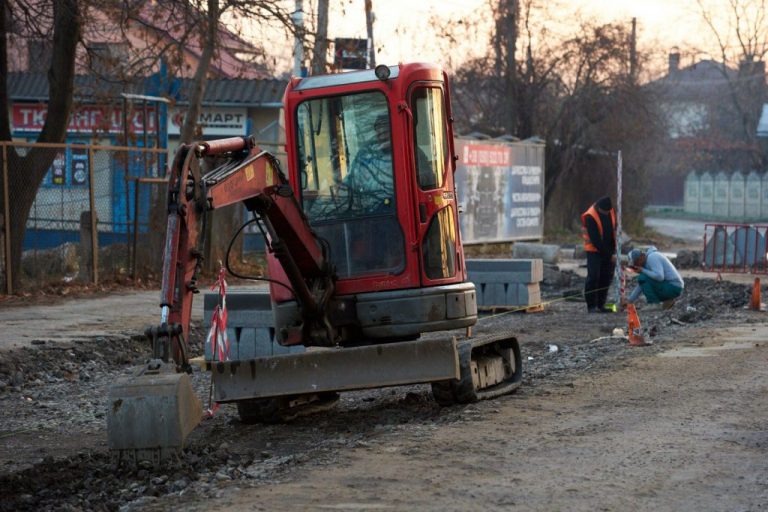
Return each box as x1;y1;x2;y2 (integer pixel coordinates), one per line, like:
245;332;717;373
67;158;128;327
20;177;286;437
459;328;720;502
461;144;511;166
12;104;157;135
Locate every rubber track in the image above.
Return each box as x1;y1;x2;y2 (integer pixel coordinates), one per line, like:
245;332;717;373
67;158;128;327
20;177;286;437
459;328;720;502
431;332;522;406
237;392;339;424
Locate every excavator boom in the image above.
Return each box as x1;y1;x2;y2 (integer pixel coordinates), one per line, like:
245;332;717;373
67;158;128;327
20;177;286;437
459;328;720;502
157;136;336;367
109;136;337;460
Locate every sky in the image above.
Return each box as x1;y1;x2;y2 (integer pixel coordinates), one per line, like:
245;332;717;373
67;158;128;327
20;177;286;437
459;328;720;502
264;0;735;77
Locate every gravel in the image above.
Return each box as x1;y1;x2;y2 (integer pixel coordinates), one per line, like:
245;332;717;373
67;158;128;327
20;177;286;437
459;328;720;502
0;272;757;511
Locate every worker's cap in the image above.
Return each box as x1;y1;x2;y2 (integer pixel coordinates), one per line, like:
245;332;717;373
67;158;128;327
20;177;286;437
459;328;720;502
596;196;612;210
628;248;643;264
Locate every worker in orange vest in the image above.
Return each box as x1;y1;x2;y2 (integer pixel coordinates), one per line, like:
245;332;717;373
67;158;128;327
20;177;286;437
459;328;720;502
581;196;616;313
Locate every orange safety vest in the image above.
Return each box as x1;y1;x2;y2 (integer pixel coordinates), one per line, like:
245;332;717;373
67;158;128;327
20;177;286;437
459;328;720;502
581;205;616;253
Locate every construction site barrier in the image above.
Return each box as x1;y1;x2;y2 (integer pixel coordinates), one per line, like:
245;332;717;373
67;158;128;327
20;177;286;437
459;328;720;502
702;223;768;274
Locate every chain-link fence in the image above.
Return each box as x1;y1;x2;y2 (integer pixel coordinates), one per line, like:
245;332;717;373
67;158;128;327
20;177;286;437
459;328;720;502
1;141;168;294
1;140;286;294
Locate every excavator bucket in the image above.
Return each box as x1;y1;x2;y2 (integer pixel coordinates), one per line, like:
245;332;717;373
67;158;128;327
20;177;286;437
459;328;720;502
107;361;202;462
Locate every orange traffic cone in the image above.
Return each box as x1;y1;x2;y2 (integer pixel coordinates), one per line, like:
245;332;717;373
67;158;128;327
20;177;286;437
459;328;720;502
626;303;648;347
750;277;763;311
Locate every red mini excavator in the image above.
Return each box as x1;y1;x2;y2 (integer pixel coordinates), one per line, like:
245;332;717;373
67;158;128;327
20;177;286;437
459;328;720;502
107;63;522;460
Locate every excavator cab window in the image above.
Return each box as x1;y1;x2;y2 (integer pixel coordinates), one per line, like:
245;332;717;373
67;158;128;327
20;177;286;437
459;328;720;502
411;85;456;280
412;87;447;191
296;91;405;278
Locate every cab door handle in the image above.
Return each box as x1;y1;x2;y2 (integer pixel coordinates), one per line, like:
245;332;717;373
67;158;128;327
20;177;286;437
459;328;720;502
419;203;427;223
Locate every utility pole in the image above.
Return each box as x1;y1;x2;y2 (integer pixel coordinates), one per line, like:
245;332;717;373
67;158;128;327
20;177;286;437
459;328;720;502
365;0;375;68
293;0;305;76
629;17;637;84
498;0;518;135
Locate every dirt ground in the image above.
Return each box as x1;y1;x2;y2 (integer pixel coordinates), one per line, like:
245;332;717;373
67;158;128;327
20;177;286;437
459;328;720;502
0;264;767;511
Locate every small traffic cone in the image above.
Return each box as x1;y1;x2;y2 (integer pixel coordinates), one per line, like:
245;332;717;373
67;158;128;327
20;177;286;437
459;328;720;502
750;277;763;311
626;303;648;347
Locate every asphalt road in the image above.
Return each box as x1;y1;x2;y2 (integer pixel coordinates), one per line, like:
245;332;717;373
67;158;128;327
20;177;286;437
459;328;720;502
0;291;183;351
645;216;708;244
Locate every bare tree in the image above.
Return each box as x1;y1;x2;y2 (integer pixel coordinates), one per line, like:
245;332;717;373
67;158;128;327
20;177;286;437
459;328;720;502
0;0;81;291
696;0;768;168
445;4;663;232
178;0;220;142
122;0;294;271
117;0;293;143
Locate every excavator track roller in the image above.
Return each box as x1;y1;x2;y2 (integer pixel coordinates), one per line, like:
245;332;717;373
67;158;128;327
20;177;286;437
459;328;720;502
431;332;522;406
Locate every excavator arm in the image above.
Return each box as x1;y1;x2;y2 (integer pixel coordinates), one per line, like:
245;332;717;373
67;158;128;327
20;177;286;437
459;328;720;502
150;135;336;370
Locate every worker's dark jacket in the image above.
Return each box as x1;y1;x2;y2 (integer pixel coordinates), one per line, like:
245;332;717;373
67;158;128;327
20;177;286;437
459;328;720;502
581;205;616;255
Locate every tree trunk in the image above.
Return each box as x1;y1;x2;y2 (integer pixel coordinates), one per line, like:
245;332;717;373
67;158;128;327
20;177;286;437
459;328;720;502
311;0;329;75
0;0;80;291
179;0;219;143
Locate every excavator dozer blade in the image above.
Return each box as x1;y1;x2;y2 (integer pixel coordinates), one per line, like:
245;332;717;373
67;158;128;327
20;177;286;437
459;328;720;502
107;362;202;463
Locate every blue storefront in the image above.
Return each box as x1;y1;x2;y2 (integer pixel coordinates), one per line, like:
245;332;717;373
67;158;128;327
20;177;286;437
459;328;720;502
8;72;286;252
12;101;164;250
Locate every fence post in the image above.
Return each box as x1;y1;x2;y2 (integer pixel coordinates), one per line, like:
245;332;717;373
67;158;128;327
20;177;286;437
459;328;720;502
2;143;12;295
132;177;139;280
88;146;99;285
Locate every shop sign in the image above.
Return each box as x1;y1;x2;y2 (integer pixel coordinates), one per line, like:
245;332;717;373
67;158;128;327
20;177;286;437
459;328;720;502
168;107;248;136
12;103;157;134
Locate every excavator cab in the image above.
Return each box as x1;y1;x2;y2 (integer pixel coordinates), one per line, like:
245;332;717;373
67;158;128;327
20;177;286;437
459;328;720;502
271;63;477;345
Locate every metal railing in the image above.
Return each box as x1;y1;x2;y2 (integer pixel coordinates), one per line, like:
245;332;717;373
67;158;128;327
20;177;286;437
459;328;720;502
702;223;768;274
1;141;167;294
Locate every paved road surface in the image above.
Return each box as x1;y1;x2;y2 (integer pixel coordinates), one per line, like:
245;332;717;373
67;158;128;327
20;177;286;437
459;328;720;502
0;291;202;351
645;216;707;244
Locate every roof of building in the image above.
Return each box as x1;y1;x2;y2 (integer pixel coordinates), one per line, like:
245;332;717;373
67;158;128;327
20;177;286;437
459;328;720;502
129;1;271;80
8;72;287;107
179;77;286;107
649;59;738;100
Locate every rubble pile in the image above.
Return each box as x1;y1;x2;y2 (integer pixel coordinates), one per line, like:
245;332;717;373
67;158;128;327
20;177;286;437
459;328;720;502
673;249;701;269
0;337;149;394
666;277;750;323
540;265;584;296
0;328;205;394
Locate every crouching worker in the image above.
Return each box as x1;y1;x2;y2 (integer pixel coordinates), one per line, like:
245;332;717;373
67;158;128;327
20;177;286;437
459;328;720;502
623;247;684;310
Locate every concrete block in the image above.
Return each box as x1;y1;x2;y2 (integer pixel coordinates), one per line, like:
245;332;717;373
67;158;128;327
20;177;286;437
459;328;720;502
511;242;561;264
518;283;541;306
466;259;543;282
478;282;505;306
504;283;541;306
468;269;542;285
203;291;303;361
